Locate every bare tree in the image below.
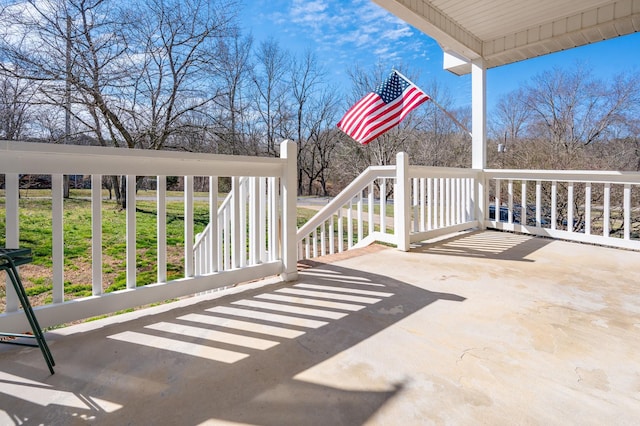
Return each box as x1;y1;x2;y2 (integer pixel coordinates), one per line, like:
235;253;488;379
288;49;326;194
0;72;37;139
251;38;291;157
211;33;254;155
0;0;238;207
299;89;341;195
524;64;639;168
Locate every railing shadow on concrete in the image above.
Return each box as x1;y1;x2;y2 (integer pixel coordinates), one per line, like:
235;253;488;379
410;230;552;262
0;261;464;425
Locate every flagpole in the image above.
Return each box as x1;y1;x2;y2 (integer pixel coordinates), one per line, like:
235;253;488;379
392;68;472;137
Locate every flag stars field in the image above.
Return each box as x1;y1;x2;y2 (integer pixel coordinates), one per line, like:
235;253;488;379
337;70;430;145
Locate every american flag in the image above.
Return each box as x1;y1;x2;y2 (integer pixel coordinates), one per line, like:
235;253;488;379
337;70;429;145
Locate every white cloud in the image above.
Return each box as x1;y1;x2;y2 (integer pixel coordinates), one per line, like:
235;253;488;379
282;0;429;69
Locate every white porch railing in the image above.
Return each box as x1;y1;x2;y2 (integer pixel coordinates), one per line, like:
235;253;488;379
484;169;640;250
3;142;640;332
296;152;481;259
296;153;640;260
0;140;298;333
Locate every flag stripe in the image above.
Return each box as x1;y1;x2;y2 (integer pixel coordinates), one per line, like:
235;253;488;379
337;70;429;145
337;93;379;133
341;97;384;136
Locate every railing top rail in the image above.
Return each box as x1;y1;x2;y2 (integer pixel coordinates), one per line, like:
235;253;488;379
409;166;482;179
0;140;285;177
484;168;640;184
297;166;396;239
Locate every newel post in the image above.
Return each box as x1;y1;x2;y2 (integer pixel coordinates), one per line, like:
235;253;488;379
280;139;298;281
394;152;411;251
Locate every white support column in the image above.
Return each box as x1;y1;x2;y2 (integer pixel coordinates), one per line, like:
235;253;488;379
472;58;487;229
280;139;298;281
394;152;410;251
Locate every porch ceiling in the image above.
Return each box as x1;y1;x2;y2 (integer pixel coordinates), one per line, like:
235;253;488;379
372;0;640;75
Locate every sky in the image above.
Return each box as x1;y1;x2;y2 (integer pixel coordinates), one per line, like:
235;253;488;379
240;0;640;112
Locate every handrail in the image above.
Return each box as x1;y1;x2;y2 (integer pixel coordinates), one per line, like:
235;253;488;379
297;166;395;239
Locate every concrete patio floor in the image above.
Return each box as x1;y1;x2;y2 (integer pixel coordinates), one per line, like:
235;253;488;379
1;230;640;425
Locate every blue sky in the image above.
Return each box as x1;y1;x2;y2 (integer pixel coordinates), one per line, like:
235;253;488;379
240;0;640;111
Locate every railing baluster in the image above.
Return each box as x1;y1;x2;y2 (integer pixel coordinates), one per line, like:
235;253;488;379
368;182;374;235
603;183;611;237
223;207;230;270
4;173;19;312
465;178;471;222
427;178;432;230
585;182;591;236
412;178;419;232
259;177;266;263
348;200;353;249
250;177;260;265
126;175;137;289
231;176;240;269
445;178;451;227
624;184;631;240
157;176;167;281
567;182;574;232
239;178;247;268
419;178;426;231
536;180;542;227
321;222;326;256
338;209;344;252
439;178;445;228
184;175;194;277
92;175;103;294
357;192;363;242
267;177;274;261
521;181;527;226
329;214;335;254
457;178;462;224
495;178;501;222
271;177;279;261
508;179;514;224
51;174;64;303
313;229;318;258
380;179;387;233
210;176;219;273
551;181;557;231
